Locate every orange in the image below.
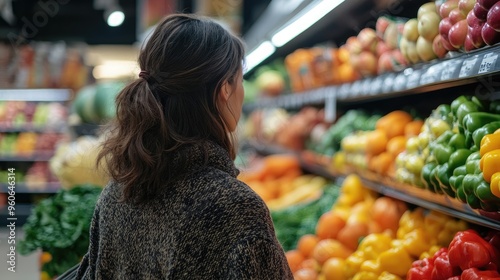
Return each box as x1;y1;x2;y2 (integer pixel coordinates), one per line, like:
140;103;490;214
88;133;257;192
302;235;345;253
312;239;353;265
365;130;388;156
404;120;424;138
322;258;347;280
285;250;305;273
294;268;319;280
297;234;320;258
386;135;407;158
316;211;346;240
298;258;321;272
336;222;370;251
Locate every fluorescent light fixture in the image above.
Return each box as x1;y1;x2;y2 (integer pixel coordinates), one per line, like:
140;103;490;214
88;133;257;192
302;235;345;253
106;9;125;27
244;41;276;74
93;60;138;80
271;0;345;47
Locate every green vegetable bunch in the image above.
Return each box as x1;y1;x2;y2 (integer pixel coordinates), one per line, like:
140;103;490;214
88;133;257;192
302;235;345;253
19;185;102;277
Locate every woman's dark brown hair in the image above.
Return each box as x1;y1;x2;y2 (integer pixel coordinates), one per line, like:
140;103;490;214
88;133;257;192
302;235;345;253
97;14;245;204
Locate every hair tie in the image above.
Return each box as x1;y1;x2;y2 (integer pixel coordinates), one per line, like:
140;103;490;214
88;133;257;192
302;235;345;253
139;70;149;79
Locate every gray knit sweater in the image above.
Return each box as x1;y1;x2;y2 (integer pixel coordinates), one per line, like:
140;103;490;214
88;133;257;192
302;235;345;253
76;141;293;279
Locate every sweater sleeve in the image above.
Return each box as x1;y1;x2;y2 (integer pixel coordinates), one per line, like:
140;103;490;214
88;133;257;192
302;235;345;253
225;237;294;280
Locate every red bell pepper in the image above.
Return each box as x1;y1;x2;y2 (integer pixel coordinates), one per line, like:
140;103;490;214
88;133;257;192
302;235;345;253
431;248;461;280
408;256;435;280
461;267;500;280
448;229;500;271
485;230;500;251
446;277;460;280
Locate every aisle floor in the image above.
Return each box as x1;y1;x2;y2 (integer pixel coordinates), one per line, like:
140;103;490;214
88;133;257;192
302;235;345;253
0;228;40;280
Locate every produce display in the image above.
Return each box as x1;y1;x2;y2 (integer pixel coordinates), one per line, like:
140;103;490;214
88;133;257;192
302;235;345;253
0;162;59;190
282;174;470;279
0;101;68;130
0;132;67;156
72;81;126;124
19;185;102;280
49;136;109;189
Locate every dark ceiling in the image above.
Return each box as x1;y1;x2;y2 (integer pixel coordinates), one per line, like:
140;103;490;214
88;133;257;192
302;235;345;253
0;0;271;45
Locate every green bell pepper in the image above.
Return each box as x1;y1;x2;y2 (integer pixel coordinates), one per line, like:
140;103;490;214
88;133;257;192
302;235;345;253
435;104;453;123
453;165;467;176
451;95;472;117
462;112;500;146
421;162;437;192
471;121;500;150
436;163;455;197
448;149;473;170
474;175;500;204
449;133;467;150
449;174;465;193
462;174;483;209
465;151;481;174
433;144;454;165
430;167;443;194
456;182;467;203
435;130;454;145
489;100;500;114
456;100;482;125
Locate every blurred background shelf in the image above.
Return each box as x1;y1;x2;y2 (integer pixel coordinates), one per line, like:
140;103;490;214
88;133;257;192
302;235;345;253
0;182;61;194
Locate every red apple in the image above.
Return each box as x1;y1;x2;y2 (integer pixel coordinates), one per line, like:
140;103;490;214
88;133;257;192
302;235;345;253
487;2;500;31
473;3;490;20
440;0;459;18
376;16;392;38
440;17;454;40
358;28;378;52
376;40;391;57
469;22;486;47
433;34;449;58
464;34;476;51
458;0;475;15
449;19;468;48
482;22;500;45
450;8;467;24
478;0;499;9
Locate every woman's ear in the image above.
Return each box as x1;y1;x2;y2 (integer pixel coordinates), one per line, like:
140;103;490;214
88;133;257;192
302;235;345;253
219;81;231;102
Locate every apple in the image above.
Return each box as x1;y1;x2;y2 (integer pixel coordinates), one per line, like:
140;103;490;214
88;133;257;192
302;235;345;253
478;0;499;9
449;8;467;24
464;34;477;51
384;22;400;49
403;18;420;41
440;17;454;40
378;52;394;74
418;12;441;41
418;2;438;20
482;22;500;45
473;3;490;20
376;16;392;38
487;2;500;31
358;28;378;52
354;51;378;76
417;36;438;61
449;19;469;48
399;37;410;61
469;22;487;47
458;0;475;15
433;34;448;58
440;0;459;18
406;41;421;64
391;49;409;67
467;9;483;27
346;36;363;55
376;40;391;57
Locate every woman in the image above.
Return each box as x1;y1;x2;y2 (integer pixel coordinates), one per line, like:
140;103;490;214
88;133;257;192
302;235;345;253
76;14;293;279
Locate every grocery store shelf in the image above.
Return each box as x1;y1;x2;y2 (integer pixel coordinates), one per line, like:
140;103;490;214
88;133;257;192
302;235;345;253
0;88;72;101
246;140;500;231
0;182;61;193
0;152;55;162
0;125;67;133
243;44;500;112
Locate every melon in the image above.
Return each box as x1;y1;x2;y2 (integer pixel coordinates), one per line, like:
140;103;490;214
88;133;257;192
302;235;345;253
94;81;126;121
73;85;99;124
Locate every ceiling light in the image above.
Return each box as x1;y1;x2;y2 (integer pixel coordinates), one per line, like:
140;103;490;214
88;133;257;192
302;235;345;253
271;0;345;47
105;7;124;27
244;41;276;74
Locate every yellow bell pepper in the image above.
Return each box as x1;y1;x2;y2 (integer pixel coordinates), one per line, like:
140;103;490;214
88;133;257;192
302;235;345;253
480;149;500;182
353;271;379;280
358;233;393;260
419;245;442;260
396;209;425;239
378;247;414;277
360;259;382;275
345;251;366;277
336;174;366;206
402;228;431;258
480;133;500;157
423;211;448;240
490;172;500;198
378;271;403;280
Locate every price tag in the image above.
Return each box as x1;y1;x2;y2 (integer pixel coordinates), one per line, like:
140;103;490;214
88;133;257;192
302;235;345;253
370;76;383;95
406;69;421;89
478;52;499;74
351;81;362;97
338;83;349;99
420;64;441;85
362;78;372;95
440;59;462;81
393;73;407;91
459;55;479;78
383;73;396;93
324;93;337;123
